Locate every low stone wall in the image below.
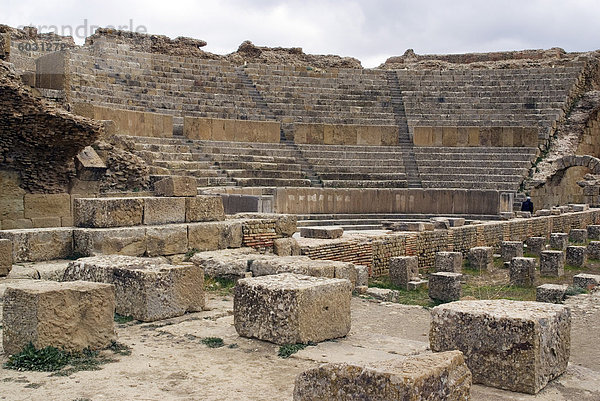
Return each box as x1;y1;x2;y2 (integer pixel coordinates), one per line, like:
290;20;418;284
73;103;173;138
273;188;501;215
299;209;600;275
183;116;280;143
413;126;538;147
293;123;398;146
0;181;75;230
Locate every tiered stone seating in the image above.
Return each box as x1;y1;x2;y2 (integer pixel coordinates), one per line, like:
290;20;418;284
128;136;232;186
67;39;274;129
196;140;312;187
296;143;408;188
396;65;584;135
414;146;537;191
244;65;397;135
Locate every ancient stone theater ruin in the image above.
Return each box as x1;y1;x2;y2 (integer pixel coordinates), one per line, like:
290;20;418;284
1;25;600;400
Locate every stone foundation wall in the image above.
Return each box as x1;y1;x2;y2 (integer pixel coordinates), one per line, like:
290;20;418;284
300;209;600;276
293;123;399;146
413;126;539;147
301;240;373;270
184;116;280;143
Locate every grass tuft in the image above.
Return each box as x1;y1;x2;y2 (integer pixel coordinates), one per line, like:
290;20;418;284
114;314;134;324
201;337;225;348
278;343;313;358
4;341;131;376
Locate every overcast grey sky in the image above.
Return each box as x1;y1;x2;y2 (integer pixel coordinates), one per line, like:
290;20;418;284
3;0;599;67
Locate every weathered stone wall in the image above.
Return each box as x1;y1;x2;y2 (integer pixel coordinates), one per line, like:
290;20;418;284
293;123;398;146
380;47;579;70
0;25;75;75
85;28;210;58
300;209;600;276
0;60;101;194
184;116;280;143
413;126;538;147
73;103;173;138
273;188;501;215
531;167;590;209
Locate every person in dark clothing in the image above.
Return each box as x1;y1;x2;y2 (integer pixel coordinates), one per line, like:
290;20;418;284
521;197;534;213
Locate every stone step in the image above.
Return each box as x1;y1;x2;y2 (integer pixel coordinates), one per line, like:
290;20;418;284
421;181;520;191
321;180;408;188
225;169;305;179
152;160;213;170
232;178;312;187
318;172;407;180
312;165;406;174
306;158;405;167
208;154;297;164
215;161;303;171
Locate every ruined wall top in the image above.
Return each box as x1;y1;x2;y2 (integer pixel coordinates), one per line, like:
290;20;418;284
379;47;597;70
85;28;213;58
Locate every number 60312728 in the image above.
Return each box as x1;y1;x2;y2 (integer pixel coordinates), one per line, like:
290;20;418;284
17;42;67;52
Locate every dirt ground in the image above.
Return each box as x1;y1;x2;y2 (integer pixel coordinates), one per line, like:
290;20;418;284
1;280;600;401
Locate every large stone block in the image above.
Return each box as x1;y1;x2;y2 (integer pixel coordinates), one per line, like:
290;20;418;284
550;233;569;251
74;227;147;257
74;197;144;228
187;221;242;251
154;176;197;197
501;241;523;262
429;272;462;302
510;257;537;286
569;229;588;244
145;224;188;256
435;251;463;273
430;300;571;394
191;248;258;279
467;246;493;271
389;256;419;290
540;250;565;277
573;273;600;290
247;256;358;285
0;238;12;276
234;273;351;344
63;255;204;322
293;351;472;401
587;225;600;240
0;228;73;262
2;281;116;355
536;284;567;304
525;237;546;256
143;197;186;225
185;196;225;222
23;193;71;219
273;237;301;256
587;241;600;259
566;246;587;268
300;226;343;239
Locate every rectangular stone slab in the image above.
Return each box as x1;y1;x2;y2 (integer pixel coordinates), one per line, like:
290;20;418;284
74;197;144;228
0;228;73;263
63;255;204;322
234;273;351;345
2;280;116;355
430;299;571;394
185;196;225;222
300;226;343;239
293;351;471;401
